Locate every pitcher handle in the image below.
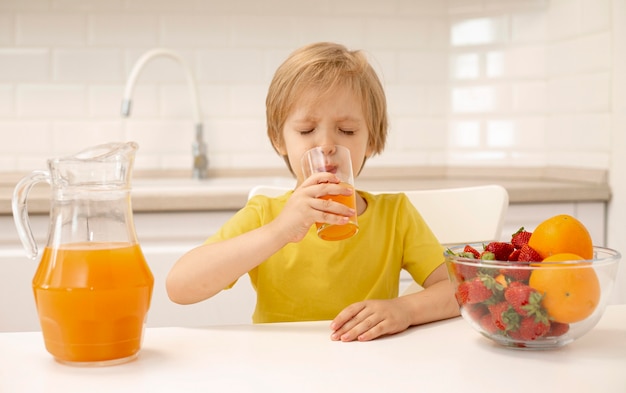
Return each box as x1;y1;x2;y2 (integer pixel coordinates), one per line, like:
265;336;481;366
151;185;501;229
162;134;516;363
12;170;51;260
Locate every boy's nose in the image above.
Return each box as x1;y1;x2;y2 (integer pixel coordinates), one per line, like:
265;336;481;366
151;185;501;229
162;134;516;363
318;144;336;156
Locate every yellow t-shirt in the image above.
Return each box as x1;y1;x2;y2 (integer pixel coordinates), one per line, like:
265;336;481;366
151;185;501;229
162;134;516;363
205;190;444;323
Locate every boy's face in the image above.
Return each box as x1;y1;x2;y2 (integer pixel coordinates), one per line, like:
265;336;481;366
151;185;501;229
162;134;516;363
275;86;372;185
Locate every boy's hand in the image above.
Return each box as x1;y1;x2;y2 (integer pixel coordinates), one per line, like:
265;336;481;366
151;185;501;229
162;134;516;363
329;298;413;342
274;172;356;243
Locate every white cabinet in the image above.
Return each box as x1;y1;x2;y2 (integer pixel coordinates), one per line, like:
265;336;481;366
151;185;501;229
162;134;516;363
502;202;606;245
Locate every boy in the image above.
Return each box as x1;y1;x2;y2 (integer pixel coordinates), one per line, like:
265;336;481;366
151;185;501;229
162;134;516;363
166;42;459;341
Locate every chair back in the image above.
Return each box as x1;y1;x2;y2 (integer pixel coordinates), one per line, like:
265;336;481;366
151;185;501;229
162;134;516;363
402;185;509;245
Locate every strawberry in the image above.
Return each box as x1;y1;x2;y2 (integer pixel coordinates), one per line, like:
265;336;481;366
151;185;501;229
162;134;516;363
504;282;543;317
463;245;480;259
510;316;550;341
500;260;531;281
447;248;479;280
484;241;515;261
511;227;532;249
488;301;520;331
479;313;499;334
456;277;493;305
546;321;570;337
508;249;521;261
517;244;542;262
464;303;489;322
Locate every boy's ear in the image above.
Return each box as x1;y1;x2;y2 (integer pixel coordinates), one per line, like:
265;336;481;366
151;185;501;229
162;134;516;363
273;138;287;155
365;142;375;158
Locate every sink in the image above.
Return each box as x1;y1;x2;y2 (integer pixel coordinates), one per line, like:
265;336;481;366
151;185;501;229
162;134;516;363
131;176;296;195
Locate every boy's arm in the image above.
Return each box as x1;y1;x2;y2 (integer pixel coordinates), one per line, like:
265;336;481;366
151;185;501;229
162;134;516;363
330;264;459;341
166;174;356;305
165;219;289;305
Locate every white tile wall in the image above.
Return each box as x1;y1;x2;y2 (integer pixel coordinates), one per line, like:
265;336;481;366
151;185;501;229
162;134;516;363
0;0;620;173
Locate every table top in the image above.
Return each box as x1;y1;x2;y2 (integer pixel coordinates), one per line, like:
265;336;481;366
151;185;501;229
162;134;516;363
1;305;625;393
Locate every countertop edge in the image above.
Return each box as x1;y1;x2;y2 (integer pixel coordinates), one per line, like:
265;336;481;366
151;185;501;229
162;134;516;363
0;166;611;215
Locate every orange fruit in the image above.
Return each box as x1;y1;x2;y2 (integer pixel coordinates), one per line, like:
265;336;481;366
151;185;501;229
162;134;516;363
529;253;600;323
527;214;593;260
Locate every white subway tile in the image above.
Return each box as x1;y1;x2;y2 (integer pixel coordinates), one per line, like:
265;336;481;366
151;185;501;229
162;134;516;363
366;50;396;85
547;0;581;39
424;85;449;116
124;0;198;12
52;0;124;11
89;13;157;46
0;121;50;153
160;85;195;119
451;53;480;80
394;117;447;150
449;120;481;148
545;151;610;168
231;15;297;47
17;84;86;117
365;151;435;167
198;85;231;118
547;33;611;76
51;120;125;155
209;118;267;153
581;0;611;33
512;81;547;113
122;85;159;117
396;51;448;82
0;0;50;11
546;114;610;150
548;73;610;112
125;120;191;154
54;48;123;82
451;85;512;114
0;14;14;45
508;116;545;149
291;16;365;49
228;85;267;117
487;46;546;78
330;0;394;16
450;16;509;46
160;14;231;47
385;84;425;116
0;85;14;116
17;13;86;46
397;0;448;16
196;49;265;84
230;151;286;170
89;85;125;117
366;18;442;49
0;49;50;82
511;11;547;43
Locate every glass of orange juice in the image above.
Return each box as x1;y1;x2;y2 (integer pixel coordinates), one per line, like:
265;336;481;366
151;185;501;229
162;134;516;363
301;145;358;241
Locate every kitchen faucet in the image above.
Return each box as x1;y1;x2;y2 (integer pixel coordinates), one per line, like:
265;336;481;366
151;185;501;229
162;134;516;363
121;48;208;179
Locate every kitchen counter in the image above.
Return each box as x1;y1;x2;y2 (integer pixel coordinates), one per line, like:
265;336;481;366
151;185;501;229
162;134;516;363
0;166;611;214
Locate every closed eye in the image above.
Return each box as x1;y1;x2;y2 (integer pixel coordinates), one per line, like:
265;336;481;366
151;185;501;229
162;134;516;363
340;129;355;135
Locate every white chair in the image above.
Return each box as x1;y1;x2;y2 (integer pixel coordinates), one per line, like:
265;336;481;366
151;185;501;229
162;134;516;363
247;184;510;294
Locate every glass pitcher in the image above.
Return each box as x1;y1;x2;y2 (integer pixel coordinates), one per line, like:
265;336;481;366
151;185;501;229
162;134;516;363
12;141;154;366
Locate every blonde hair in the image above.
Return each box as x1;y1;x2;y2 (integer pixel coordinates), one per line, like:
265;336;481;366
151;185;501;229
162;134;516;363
266;42;388;170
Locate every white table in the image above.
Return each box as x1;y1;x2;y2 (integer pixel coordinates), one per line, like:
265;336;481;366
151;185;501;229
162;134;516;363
1;305;625;393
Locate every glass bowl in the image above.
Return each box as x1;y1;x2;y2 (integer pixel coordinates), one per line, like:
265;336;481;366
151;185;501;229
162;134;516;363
445;244;620;350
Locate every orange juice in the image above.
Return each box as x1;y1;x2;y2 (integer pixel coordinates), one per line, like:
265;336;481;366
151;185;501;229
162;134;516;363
317;183;358;241
32;242;154;365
